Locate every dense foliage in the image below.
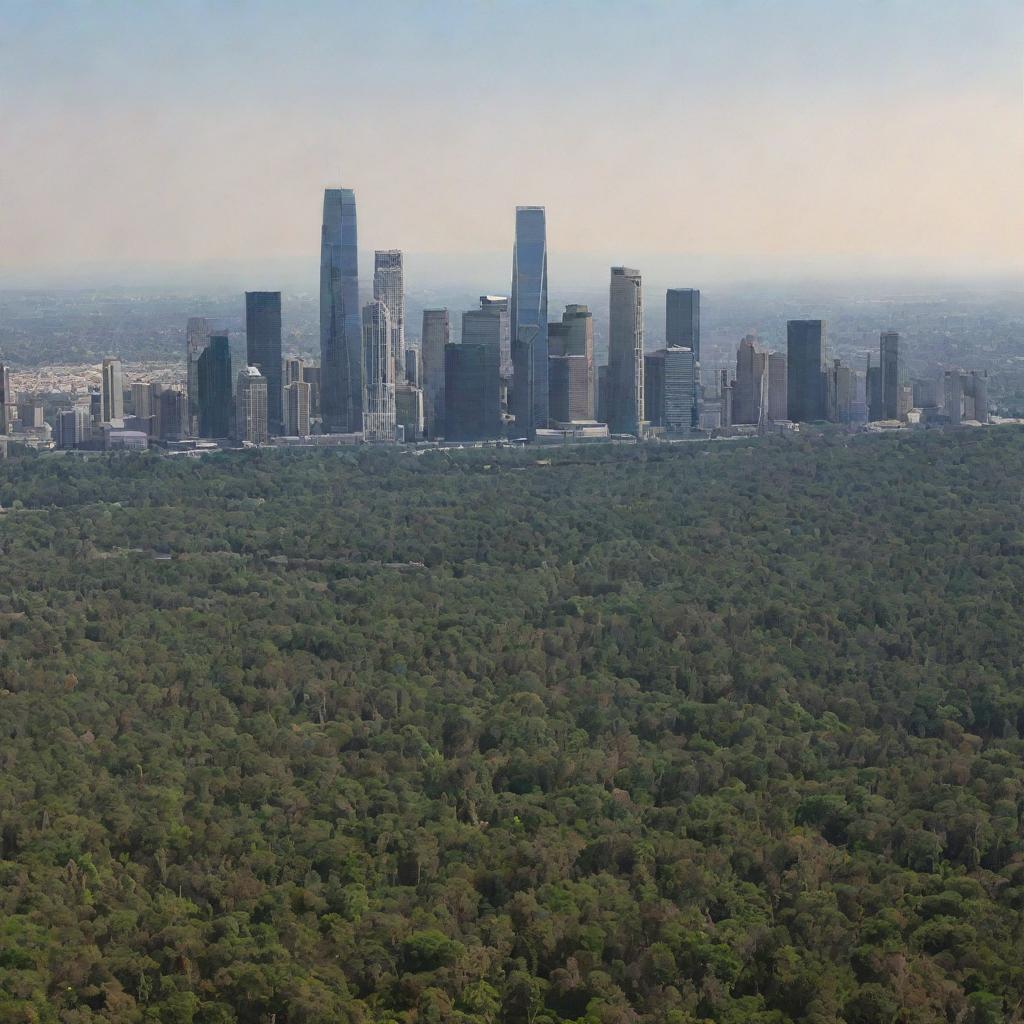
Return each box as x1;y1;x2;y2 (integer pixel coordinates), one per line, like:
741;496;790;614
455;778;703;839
2;431;1024;1024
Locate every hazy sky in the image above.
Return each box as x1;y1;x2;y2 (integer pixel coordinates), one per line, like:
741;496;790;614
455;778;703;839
3;0;1024;286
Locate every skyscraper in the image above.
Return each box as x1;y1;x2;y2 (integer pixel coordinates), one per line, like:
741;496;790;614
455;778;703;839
284;356;304;387
787;320;827;422
158;388;186;442
510;206;549;437
880;330;901;421
197;334;232;438
302;365;321;417
0;364;10;435
373;250;405;384
767;352;788;421
644;351;666;427
463;296;512;379
101;358;124;423
664;347;698;432
733;335;766;425
444;342;501;441
246;291;284;436
607;267;644;436
362;300;397;442
285;381;311;436
421;308;450;439
320;187;361;433
235;367;268;444
666;289;700;361
186;317;211;436
548;304;595;422
131;382;154;419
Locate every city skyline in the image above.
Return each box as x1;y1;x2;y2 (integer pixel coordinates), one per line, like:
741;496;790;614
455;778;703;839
5;1;1024;286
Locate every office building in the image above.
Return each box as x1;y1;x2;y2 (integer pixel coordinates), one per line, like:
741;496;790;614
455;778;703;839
787;320;827;422
246;291;284;435
510;206;549;437
302;366;320;417
720;369;733;428
158;388;186;442
361;300;397;442
866;355;882;421
666;289;700;361
17;401;44;429
880;331;901;420
445;342;501;441
101;358;124;423
734;335;766;425
320;187;361;433
197;334;232;438
422;308;450;438
767;353;787;421
396;383;424;441
285;380;311;436
644;351;666;427
548;304;595;422
235;367;268;444
373;250;405;384
405;348;420;387
186;317;211;436
945;370;989;424
607;267;644;435
0;364;9;434
664;347;698;431
464;296;511;377
285;356;304;387
56;407;91;449
131;383;154;420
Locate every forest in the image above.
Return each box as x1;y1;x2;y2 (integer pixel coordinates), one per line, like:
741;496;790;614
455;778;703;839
2;430;1024;1024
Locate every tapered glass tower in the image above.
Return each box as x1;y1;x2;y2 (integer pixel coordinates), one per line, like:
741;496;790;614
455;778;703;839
510;206;548;437
320;188;361;433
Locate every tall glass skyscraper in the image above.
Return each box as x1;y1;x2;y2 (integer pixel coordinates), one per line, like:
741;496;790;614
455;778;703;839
320;188;361;433
787;320;827;422
197;334;232;438
880;330;901;420
361;300;397;442
373;250;405;386
607;267;644;436
186;317;211;437
245;291;283;436
421;308;450;439
510;206;548;438
666;289;700;361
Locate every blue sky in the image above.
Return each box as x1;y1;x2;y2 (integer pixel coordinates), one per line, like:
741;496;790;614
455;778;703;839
3;0;1024;284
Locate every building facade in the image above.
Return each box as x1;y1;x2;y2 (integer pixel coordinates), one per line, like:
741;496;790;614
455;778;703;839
246;291;284;436
548;304;595;422
285;381;311;436
607;267;644;435
787;320;827;423
235;367;269;444
767;352;787;421
421;308;450;438
664;347;697;432
880;330;901;421
101;358;124;423
186;317;211;436
361;300;397;442
197;334;232;438
320;187;361;433
444;342;501;441
373;250;405;385
510;206;549;437
734;335;766;425
666;289;700;361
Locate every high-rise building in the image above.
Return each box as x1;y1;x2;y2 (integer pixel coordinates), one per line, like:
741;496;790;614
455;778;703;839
786;320;827;422
0;364;11;434
720;369;733;427
548;304;595;423
186;317;211;436
664;347;698;432
464;297;511;377
734;336;766;425
510;206;549;437
101;358;124;423
944;370;989;424
644;351;666;427
320;187;361;433
866;353;883;421
405;348;420;387
361;300;397;442
607;267;644;436
666;289;700;361
767;352;787;421
131;382;154;420
197;334;232;438
284;356;304;387
246;291;284;435
235;367;268;444
302;366;320;417
880;331;901;420
158;388;186;442
373;250;405;384
444;342;501;441
395;383;424;441
56;407;91;449
17;401;44;429
421;308;450;439
285;380;311;436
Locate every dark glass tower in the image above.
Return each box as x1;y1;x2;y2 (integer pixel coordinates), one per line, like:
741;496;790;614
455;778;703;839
320;188;361;433
444;342;501;441
245;291;283;436
786;320;827;422
666;288;700;361
880;330;900;420
197;334;232;438
510;206;548;438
